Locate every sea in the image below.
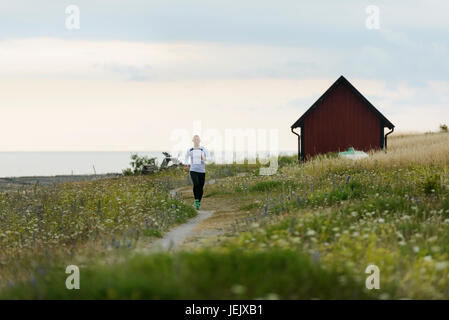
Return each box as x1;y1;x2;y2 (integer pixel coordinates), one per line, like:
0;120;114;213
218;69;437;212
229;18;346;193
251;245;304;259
0;152;167;177
0;151;296;178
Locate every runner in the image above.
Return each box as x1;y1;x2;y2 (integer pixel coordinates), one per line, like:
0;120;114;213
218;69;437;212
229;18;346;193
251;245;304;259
184;135;211;210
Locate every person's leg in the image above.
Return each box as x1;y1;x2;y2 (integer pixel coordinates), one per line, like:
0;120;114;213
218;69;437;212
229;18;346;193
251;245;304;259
190;171;199;201
197;172;206;202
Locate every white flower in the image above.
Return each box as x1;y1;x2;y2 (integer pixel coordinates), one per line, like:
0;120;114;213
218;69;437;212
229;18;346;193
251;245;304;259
379;293;390;300
306;230;316;236
431;246;440;252
435;261;448;270
424;256;432;262
292;237;301;244
265;293;280;300
231;284;247;295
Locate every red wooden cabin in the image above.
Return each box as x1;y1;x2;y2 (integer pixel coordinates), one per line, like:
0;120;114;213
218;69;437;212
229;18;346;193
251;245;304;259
291;76;394;161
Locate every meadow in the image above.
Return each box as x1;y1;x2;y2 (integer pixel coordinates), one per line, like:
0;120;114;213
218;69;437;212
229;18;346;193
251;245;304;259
1;132;449;299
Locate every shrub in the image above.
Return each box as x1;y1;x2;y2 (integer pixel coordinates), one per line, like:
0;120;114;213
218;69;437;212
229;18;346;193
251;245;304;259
278;155;297;167
122;168;133;176
423;174;441;195
123;153;158;175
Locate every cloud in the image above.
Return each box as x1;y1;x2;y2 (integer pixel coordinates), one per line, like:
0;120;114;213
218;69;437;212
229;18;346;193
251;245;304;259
0;38;349;81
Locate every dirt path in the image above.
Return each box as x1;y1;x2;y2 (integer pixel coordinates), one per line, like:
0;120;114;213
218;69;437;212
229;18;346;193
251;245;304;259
149;208;214;251
146;174;252;251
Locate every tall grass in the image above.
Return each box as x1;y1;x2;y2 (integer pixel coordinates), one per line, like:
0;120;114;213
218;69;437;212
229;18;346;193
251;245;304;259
1;132;449;299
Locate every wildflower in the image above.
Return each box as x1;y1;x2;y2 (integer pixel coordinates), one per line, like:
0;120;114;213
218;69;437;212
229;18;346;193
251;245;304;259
292;237;301;244
379;293;390;300
431;246;440;252
231;284;247;295
378;218;385;223
306;230;316;236
435;262;448;271
265;293;280;300
424;256;432;262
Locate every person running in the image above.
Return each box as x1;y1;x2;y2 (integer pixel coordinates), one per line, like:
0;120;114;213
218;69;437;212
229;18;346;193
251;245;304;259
184;135;211;210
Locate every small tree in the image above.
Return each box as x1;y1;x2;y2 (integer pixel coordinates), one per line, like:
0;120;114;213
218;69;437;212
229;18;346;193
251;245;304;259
440;124;448;133
122;153;158;175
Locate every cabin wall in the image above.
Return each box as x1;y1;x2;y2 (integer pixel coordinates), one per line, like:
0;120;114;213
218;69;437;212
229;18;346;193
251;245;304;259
303;82;381;159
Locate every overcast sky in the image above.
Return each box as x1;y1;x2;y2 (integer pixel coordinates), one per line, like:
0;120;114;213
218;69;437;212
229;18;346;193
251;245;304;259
0;0;448;151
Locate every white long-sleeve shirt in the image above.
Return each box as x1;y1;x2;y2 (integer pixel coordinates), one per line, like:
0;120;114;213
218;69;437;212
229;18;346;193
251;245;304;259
184;146;212;173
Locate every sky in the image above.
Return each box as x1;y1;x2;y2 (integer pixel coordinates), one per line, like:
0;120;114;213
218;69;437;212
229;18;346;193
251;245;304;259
0;0;448;152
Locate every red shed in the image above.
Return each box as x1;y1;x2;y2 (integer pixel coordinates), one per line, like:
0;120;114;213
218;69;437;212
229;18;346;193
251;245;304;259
291;76;394;161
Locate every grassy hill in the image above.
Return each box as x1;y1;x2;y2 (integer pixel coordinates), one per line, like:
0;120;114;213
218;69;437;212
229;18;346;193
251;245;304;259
1;132;449;299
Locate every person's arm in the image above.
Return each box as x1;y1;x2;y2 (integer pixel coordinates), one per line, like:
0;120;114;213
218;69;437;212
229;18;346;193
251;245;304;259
202;147;212;163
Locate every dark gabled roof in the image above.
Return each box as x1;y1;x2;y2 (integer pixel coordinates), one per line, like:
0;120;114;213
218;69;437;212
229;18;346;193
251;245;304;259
291;75;395;129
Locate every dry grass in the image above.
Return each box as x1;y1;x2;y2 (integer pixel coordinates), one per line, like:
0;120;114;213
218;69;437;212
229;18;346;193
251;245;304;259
291;132;449;177
371;131;449;166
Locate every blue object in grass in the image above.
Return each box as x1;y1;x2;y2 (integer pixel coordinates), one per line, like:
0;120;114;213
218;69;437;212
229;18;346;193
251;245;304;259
338;147;368;160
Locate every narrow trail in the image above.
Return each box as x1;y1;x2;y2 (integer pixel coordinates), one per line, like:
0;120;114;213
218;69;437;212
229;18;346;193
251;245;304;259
150;209;214;251
145;173;249;252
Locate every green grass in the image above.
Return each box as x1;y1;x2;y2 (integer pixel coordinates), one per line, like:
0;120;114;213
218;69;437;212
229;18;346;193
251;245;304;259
2;135;449;299
218;163;449;298
0;248;382;299
0;162;262;287
249;181;284;192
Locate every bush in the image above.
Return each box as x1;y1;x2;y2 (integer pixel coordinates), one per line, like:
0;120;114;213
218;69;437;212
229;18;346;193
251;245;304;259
123;153;158;175
423;174;441;195
278;155;297;167
440;124;448;133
